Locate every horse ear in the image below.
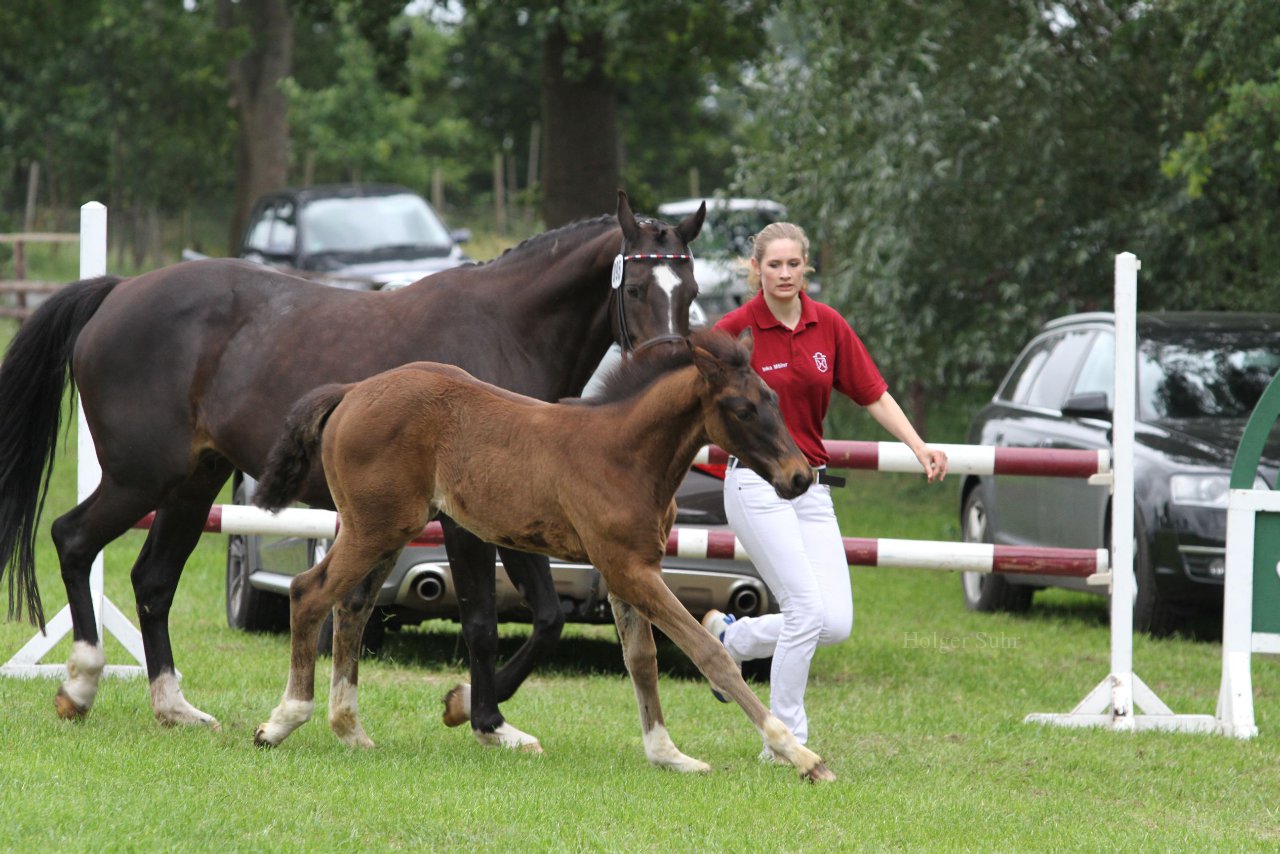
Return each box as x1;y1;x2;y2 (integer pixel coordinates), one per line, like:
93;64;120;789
737;327;754;356
691;344;727;387
675;200;707;246
617;189;640;244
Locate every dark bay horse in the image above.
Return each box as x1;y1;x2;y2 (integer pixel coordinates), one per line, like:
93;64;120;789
0;191;704;742
251;329;833;781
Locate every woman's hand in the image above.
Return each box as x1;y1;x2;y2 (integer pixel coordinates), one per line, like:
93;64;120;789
915;446;948;483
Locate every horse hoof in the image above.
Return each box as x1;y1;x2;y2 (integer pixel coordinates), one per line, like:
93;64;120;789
801;761;836;783
475;722;542;753
54;687;89;721
441;683;470;728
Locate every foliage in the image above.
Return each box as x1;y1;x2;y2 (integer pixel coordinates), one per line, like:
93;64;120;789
284;10;482;199
734;0;1181;416
448;1;777;212
1152;0;1280;311
0;0;235;221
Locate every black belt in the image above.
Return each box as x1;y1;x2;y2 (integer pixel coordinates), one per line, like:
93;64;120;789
727;457;845;488
815;468;846;488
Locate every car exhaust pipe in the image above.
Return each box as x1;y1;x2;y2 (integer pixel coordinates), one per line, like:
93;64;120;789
413;570;447;603
728;583;762;616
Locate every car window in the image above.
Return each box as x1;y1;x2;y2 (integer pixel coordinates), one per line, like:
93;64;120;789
1025;330;1093;409
300;193;451;255
243;201;296;256
1140;330;1280;419
998;330;1094;408
1071;330;1113;407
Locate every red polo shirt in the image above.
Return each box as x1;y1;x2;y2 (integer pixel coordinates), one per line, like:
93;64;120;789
715;291;887;466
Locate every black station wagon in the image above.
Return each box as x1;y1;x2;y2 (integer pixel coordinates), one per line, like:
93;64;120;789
960;312;1280;634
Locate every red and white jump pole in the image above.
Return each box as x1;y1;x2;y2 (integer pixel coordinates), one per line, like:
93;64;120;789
696;441;1110;480
134;504;1109;580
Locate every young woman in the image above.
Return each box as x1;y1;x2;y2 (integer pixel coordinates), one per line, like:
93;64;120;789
706;222;948;761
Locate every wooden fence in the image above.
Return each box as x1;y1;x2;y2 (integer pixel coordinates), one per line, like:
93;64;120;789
0;232;78;320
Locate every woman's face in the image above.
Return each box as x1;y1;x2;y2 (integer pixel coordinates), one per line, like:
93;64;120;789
753;238;807;302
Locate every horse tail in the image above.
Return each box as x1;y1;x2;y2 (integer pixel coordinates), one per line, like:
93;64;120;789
0;274;124;628
254;383;351;512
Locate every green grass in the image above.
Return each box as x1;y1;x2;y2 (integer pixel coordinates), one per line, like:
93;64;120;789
2;316;1280;850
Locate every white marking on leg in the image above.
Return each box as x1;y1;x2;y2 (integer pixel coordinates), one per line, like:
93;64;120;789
328;677;374;748
255;697;314;746
61;641;105;710
759;716;833;781
643;722;710;773
474;722;542;754
652;266;681;334
150;671;220;729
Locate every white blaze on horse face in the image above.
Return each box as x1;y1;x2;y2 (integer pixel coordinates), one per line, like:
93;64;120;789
652;265;683;334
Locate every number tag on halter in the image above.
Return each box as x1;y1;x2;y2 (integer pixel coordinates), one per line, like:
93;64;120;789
611;254;624;289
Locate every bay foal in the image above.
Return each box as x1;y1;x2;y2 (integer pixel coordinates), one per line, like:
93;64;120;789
252;329;835;782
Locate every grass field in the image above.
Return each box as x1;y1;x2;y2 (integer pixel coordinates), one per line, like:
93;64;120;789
1;315;1279;850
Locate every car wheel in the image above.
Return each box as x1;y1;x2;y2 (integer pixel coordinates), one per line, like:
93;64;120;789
1131;514;1177;636
226;477;289;632
960;487;1033;613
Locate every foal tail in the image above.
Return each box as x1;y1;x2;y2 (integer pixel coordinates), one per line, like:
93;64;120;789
254;383;351;512
0;275;123;628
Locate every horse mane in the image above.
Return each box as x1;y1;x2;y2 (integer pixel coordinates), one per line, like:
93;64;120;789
571;329;747;406
474;214;618;268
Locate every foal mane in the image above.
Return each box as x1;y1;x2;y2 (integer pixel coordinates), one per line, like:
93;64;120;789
570;329;747;406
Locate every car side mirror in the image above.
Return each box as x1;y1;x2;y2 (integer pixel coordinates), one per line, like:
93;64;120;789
450;228;472;245
1061;391;1111;421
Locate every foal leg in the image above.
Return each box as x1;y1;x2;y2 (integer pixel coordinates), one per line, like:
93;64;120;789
607;566;835;783
326;553;399;748
440;521;541;752
608;594;709;773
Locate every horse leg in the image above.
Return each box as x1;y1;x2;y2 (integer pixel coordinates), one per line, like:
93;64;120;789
608;593;710;773
326;552;400;748
48;476;168;721
439;519;540;752
128;458;233;727
255;532;400;747
606;564;835;783
493;547;564;701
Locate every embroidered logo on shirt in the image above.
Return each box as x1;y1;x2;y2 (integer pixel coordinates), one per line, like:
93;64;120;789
812;352;829;373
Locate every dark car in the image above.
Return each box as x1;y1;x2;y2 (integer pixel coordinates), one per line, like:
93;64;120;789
960;312;1280;634
238;183;472;289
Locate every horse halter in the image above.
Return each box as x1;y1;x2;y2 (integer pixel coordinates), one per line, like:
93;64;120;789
612;251;694;355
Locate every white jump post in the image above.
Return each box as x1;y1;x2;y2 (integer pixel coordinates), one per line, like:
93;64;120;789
1;202;146;679
1024;252;1217;734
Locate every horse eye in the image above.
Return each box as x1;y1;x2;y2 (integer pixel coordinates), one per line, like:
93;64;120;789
625;285;641;298
733;404;755;422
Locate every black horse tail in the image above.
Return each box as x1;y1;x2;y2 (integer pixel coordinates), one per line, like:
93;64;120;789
254;383;351;512
0;275;123;629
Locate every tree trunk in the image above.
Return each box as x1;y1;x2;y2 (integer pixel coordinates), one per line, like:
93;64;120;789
220;0;293;253
540;23;618;228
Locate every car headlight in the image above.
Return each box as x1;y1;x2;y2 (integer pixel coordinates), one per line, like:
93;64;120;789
1169;473;1266;508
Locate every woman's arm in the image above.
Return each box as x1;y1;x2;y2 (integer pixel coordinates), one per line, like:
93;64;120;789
863;391;949;483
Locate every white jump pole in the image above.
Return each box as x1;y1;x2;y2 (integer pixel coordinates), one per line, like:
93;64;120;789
1025;252;1216;734
2;202;146;679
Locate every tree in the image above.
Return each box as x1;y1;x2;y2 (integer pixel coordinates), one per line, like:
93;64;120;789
452;1;776;226
734;0;1178;428
218;0;293;252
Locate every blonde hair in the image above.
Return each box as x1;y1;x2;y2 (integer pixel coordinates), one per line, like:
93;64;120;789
745;222;812;294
